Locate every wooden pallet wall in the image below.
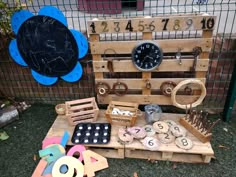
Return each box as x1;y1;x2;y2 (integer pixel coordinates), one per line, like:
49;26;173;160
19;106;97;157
87;14;216;105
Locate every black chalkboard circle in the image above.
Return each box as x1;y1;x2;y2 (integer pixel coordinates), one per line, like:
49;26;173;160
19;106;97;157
16;15;79;77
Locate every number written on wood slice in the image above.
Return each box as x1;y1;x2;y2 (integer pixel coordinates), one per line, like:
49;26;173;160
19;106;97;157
175;137;193;150
127;126;146;139
153;121;169;133
141;137;160;151
82;150;109;177
170;125;187;137
157;132;175;144
143;125;156;137
163;120;177;127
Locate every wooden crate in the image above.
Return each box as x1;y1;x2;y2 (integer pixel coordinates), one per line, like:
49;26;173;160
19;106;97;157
105;101;139;126
87;14;216;105
65;97;99;125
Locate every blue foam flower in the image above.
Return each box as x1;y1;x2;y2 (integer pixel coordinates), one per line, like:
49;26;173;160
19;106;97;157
9;6;88;86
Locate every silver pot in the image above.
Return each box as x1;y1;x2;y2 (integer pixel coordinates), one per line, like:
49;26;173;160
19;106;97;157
144;104;162;124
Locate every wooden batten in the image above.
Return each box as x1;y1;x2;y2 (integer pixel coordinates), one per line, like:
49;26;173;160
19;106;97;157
90;38;212;54
93;59;209;73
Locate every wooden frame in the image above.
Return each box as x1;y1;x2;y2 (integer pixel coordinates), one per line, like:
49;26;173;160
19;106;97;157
88;14;216;105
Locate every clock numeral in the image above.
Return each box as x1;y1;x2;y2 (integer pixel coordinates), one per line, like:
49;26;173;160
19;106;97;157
155;50;159;53
137;50;141;54
141;46;144;50
135;55;138;58
146;44;150;48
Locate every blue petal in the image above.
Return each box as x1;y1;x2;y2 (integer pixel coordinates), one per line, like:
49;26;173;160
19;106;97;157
70;30;88;59
11;10;34;34
9;39;28;66
31;70;58;86
38;6;67;27
61;62;83;82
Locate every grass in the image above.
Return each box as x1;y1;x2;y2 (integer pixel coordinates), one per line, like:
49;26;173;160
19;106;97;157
0;104;235;177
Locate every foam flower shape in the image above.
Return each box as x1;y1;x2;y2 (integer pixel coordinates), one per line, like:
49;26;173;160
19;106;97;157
9;6;88;85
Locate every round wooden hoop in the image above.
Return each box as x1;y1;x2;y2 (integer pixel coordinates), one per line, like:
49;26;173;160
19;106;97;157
160;81;177;97
171;79;206;109
95;82;111;96
112;82;128;96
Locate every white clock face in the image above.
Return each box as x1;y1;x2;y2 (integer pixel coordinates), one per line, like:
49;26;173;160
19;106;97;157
132;42;163;71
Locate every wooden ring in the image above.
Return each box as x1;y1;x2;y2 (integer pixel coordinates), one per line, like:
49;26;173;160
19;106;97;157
95;82;111;96
112;82;128;96
171;79;206;109
160;81;177;97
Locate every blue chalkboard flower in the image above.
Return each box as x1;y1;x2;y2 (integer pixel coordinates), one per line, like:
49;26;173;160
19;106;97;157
9;6;88;85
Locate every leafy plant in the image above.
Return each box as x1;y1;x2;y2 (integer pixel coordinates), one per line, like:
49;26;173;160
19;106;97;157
0;0;25;36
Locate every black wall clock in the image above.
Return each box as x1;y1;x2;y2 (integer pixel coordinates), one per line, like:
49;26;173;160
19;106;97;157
131;41;163;71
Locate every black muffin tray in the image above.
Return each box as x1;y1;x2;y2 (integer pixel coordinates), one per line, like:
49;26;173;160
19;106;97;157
71;123;111;144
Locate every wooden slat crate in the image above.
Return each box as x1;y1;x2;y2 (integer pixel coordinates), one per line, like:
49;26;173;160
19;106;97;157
87;14;216;105
105;101;139;126
65;97;99;125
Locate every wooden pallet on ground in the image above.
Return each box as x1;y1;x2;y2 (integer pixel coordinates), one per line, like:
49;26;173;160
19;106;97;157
44;110;214;163
125;113;214;163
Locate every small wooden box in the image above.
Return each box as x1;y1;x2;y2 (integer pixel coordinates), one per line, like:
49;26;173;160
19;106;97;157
65;97;99;126
105;101;139;126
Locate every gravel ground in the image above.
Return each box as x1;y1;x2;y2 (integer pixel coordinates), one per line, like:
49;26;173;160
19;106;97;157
0;104;235;177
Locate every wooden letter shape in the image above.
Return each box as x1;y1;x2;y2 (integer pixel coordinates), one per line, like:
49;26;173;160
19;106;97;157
82;150;109;177
52;156;84;177
67;145;86;162
31;159;52;177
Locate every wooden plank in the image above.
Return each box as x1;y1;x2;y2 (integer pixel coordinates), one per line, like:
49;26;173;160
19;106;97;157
90;38;212;54
93;59;209;72
95;78;206;89
196;30;213;78
90;34;103;79
142;32;152;95
97;95;201;105
87;15;216;34
88;147;124;159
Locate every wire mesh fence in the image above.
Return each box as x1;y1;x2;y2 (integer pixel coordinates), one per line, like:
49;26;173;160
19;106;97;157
0;0;235;113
